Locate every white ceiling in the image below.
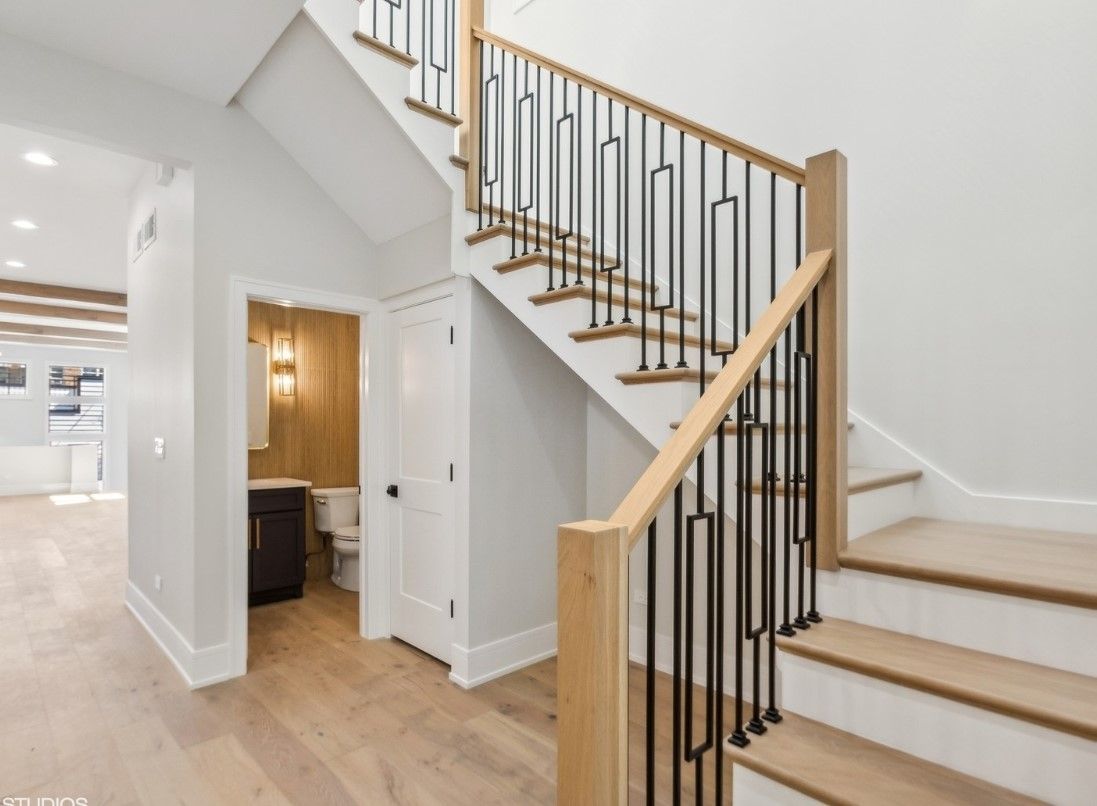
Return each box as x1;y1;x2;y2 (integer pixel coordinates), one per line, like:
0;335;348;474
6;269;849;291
0;122;148;293
0;0;303;105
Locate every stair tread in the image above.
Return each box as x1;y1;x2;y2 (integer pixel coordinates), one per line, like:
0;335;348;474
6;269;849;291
466;218;591;245
494;252;647;292
352;31;418;67
404;96;462;126
751;466;921;497
840;517;1097;609
616;367;784;387
724;709;1040;805
776;617;1097;740
670;419;853;433
569;322;734;352
528;285;698;322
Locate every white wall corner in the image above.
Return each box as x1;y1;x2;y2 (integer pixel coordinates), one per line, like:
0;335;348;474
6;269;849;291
125;581;233;690
448;621;557;689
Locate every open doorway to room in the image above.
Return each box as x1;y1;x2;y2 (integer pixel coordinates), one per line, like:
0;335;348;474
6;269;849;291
244;298;363;646
229;279;384;677
0;122;150;521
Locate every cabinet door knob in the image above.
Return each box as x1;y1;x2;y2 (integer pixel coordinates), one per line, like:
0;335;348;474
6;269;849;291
256;519;262;550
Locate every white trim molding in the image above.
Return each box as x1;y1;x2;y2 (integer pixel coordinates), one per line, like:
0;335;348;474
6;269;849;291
449;621;557;689
227;276;386;680
125;581;232;689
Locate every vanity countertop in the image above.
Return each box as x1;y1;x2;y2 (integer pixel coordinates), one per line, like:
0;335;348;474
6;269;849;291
247;477;313;491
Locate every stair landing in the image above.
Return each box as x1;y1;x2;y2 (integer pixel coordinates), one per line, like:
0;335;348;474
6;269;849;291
840;516;1097;609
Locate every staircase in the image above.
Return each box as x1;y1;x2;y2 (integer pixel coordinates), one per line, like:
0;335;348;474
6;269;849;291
301;1;1097;802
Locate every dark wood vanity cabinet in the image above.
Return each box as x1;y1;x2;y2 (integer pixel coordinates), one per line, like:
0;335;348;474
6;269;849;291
248;487;306;606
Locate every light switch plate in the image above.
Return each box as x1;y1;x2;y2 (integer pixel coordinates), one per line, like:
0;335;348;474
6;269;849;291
154;437;166;459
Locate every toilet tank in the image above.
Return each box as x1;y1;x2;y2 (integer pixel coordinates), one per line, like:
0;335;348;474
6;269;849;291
311;486;360;533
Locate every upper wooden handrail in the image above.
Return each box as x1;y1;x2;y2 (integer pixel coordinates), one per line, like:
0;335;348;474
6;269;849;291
610;248;833;548
470;26;806;184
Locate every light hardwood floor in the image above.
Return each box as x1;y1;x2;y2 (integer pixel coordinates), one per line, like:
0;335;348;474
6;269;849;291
0;494;561;804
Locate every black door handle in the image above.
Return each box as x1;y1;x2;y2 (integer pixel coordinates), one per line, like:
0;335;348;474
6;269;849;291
386;484;398;498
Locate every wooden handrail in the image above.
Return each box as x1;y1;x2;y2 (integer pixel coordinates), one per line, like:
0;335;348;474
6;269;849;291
469;26;805;185
610;248;833;548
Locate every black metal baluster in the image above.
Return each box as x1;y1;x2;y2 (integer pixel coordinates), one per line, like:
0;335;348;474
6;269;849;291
676;132;687;369
622;107;632;324
575;84;583;287
807;287;822;624
672;481;683;804
372;0;378;40
713;414;727;800
536;65;542;254
645;517;658;805
603;97;617;327
476;40;484;232
420;0;426;103
387;0;394;48
510;53;516;258
728;388;749;749
547;71;555;290
655;124;668;369
763;172;782;724
589;89;598;328
639;113;649;371
699;141;706;395
745;422;769;736
520;60;530;255
743;162;753;420
406;0;411;57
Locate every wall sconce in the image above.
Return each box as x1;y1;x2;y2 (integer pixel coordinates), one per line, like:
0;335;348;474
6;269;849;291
273;337;296;396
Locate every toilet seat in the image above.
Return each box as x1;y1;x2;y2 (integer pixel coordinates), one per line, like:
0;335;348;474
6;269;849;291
334;525;360;542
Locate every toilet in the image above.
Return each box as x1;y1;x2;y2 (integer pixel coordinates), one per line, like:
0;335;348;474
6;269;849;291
310;486;362;592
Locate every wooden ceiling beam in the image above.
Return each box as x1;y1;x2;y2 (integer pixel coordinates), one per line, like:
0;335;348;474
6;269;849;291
0;320;127;342
0;300;127;325
0;333;126;351
0;279;126;308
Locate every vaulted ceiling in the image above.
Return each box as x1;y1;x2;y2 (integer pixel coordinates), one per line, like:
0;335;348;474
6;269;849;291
0;0;303;105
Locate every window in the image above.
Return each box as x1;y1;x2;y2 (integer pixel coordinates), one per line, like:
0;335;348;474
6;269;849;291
0;361;29;397
48;365;107;482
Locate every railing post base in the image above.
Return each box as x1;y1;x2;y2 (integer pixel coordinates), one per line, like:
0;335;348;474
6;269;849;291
557;520;628;806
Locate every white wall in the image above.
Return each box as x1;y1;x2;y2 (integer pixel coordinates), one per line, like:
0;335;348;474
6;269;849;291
377;214;454;300
488;0;1097;511
467;281;587;654
0;30;380;664
0;343;128;491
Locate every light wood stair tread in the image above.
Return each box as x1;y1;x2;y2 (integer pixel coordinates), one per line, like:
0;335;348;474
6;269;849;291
352;31;418;67
465;216;591;245
840;517;1097;609
404;96;463;126
569;322;733;352
775;617;1097;740
751;466;921;497
616;367;784;387
670;419;853;433
724;709;1040;805
494;252;647;292
528;285;698;322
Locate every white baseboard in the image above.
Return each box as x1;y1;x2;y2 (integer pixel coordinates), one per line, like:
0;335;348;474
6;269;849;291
0;482;71;497
449;621;557;689
124;581;233;689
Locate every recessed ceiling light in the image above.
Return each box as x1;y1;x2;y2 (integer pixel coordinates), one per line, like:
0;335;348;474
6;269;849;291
4;260;26;268
11;219;38;230
23;151;58;167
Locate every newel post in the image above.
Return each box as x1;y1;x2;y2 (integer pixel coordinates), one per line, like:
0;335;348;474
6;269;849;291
805;150;848;571
458;0;484;212
557;520;629;805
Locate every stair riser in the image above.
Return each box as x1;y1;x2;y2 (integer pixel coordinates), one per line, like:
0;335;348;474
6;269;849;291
733;768;819;805
779;655;1096;804
818;568;1097;677
739;481;916;544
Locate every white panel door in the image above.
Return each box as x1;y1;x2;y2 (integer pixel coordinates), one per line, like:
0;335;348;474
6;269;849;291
387;295;455;662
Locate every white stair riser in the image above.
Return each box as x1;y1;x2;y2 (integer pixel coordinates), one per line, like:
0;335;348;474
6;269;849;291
818;568;1097;676
780;655;1097;805
733;768;820;806
744;484;915;544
